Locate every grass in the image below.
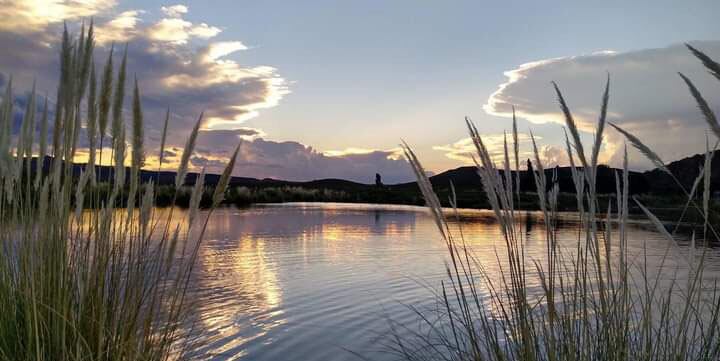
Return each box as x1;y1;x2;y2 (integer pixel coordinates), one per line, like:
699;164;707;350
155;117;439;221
395;45;720;361
0;24;239;360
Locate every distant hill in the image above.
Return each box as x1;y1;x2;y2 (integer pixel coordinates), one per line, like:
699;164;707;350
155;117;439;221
395;164;649;195
27;151;716;198
643;150;720;195
27;156;371;190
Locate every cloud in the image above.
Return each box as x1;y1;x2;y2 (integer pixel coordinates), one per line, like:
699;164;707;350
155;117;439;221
0;0;116;34
433;133;572;167
95;10;142;44
0;2;288;154
484;42;720;168
323;147;403;160
161;5;188;18
183;130;414;183
147;18;220;44
0;1;409;183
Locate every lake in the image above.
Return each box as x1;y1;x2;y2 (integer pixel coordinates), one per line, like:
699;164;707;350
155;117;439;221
177;202;714;360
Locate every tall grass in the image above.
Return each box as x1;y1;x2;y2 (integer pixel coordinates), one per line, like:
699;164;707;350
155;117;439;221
0;25;239;360
396;45;720;361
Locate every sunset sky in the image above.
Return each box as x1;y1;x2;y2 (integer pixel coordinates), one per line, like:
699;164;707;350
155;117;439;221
2;0;720;183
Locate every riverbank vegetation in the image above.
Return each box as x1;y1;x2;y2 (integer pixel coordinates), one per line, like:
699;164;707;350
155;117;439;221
395;45;720;360
0;25;238;360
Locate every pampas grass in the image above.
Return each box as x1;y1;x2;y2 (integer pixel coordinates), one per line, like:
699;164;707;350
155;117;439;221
176;113;202;190
158;108;170;170
687;44;720;81
0;24;239;361
395;44;720;361
678;72;720;139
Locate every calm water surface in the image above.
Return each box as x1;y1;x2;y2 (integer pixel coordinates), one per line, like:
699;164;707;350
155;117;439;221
176;202;719;360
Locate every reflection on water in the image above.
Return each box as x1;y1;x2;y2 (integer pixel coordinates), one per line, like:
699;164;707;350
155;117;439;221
171;203;717;361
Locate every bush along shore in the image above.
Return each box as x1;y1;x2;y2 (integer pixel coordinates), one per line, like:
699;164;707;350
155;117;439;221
18;155;720;229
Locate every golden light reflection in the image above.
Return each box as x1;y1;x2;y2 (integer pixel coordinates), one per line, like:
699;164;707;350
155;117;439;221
191;209;285;356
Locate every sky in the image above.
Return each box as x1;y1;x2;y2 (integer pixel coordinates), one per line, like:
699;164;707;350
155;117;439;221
2;0;720;183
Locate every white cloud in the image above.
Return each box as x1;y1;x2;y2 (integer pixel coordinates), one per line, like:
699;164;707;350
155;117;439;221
483;42;720;168
0;0;116;34
203;41;249;62
433;133;543;166
188;130;414;183
323;147;404;160
95;10;143;45
0;2;409;182
0;2;289;173
161;4;188;18
147;18;220;44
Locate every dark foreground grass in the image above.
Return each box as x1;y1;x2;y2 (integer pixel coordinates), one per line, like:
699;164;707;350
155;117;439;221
0;24;238;360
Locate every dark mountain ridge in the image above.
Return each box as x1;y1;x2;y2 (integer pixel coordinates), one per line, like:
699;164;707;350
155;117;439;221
25;150;718;197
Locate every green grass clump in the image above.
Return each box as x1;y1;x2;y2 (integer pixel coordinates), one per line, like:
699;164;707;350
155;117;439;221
397;45;720;361
0;24;239;360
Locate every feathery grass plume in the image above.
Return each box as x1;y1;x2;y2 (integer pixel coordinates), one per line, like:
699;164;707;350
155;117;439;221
86;64;97;184
51;63;63;160
23;82;37;159
131;77;145;172
394;48;720;361
189;167;206;224
467;118;513;217
126;77;145;218
503;131;513;209
0;25;226;360
75;170;89;220
609;122;671;175
673;165;706;235
563;127;584;198
0;77;12;175
77;20;94;101
591;74;610;174
687;43;720;82
678;72;720;139
158;107;170;168
57;23;70;109
70;103;82;161
35;96;48;188
529;131;547;211
620;144;629;273
633;196;677;244
212;144;240;207
98;45;113;144
113;124;126;191
19;82;36;156
401;141;448;240
111;44;127;150
22;88;36;197
16;82;36;181
176;112;203;189
140;183;154;238
552;81;588;169
512;106;520;196
50;68;65;193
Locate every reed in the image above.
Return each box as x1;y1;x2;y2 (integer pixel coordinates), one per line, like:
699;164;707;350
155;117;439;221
396;45;720;361
0;25;239;360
